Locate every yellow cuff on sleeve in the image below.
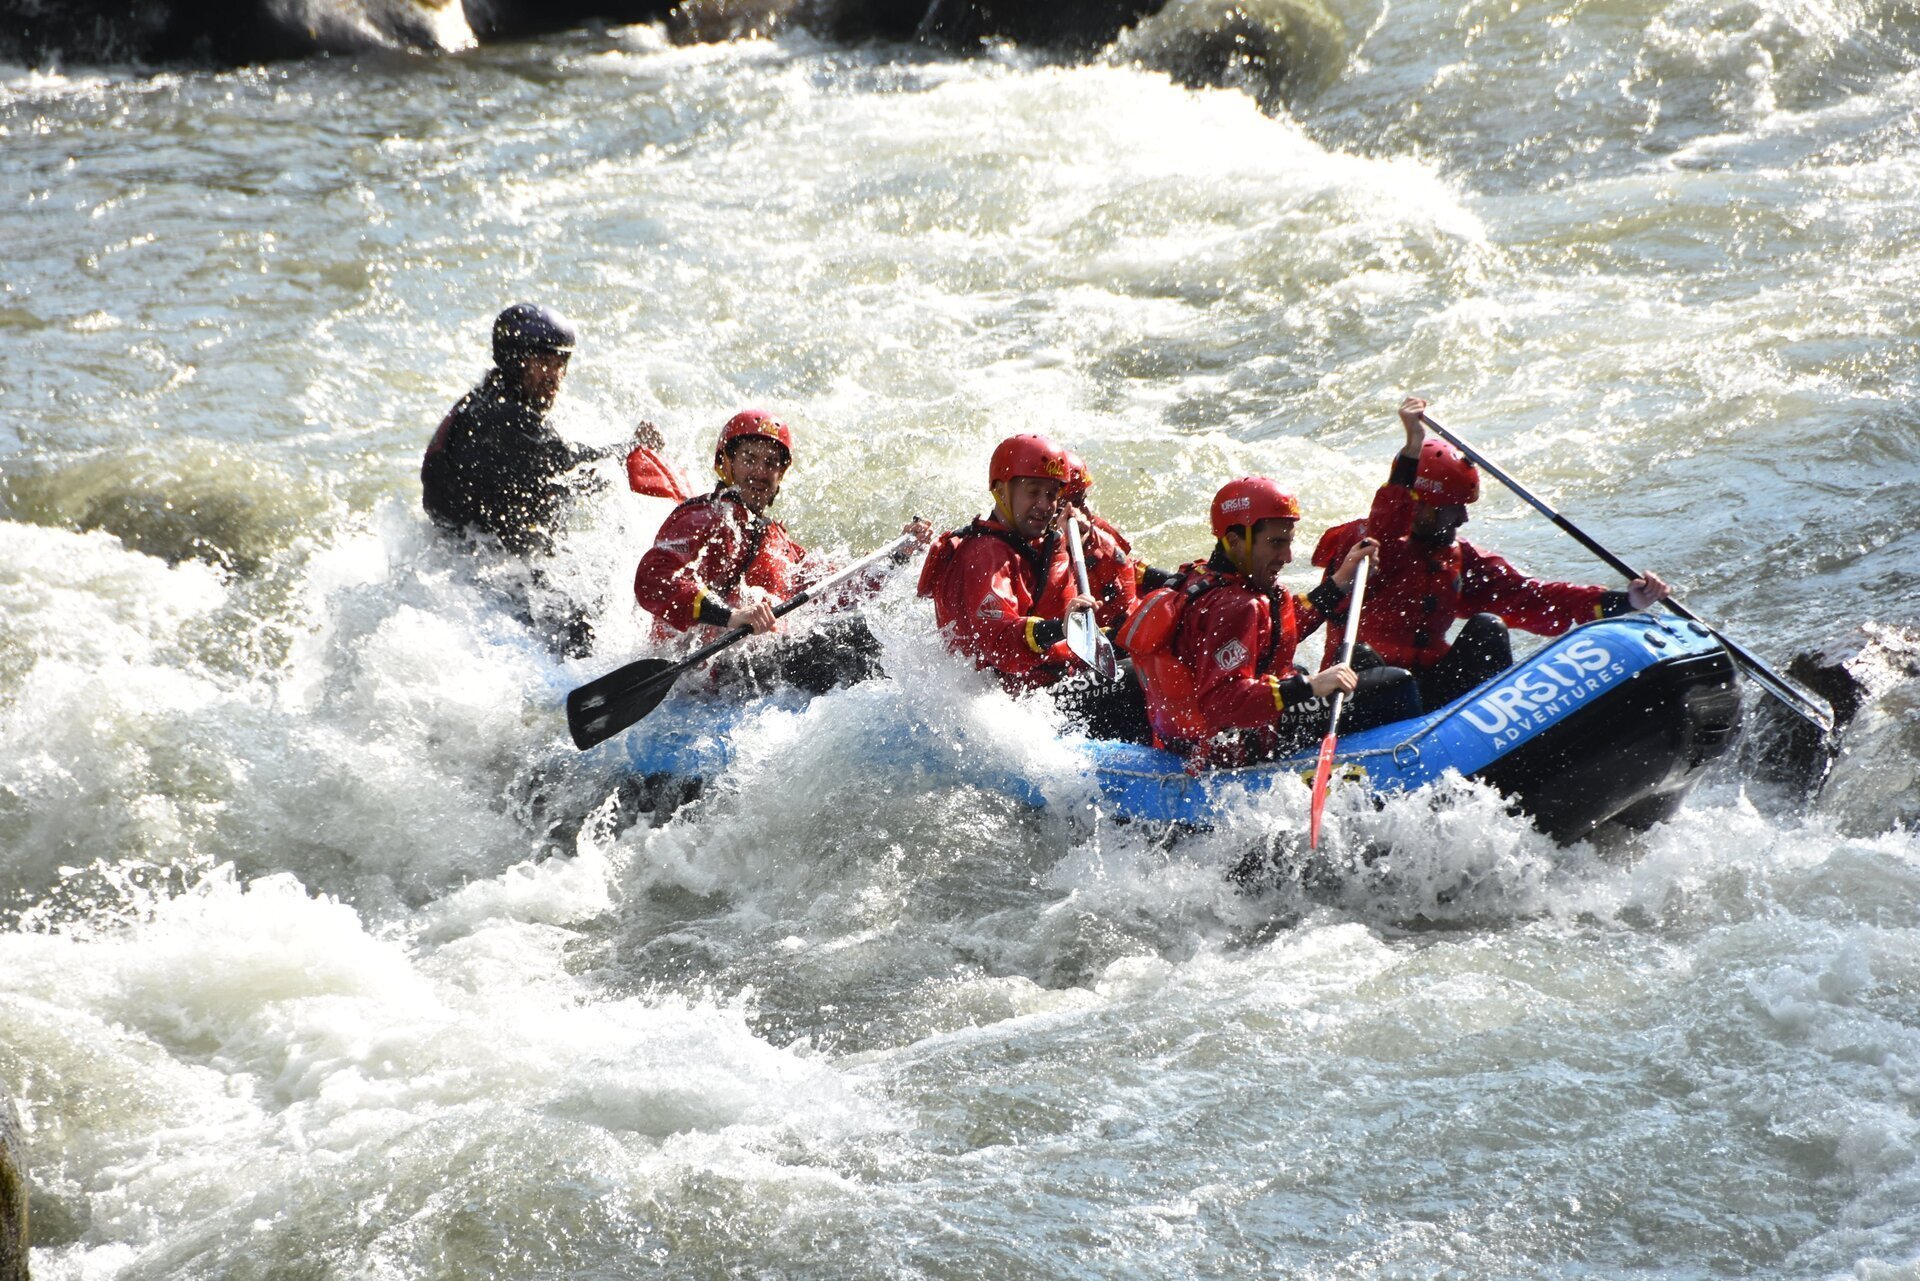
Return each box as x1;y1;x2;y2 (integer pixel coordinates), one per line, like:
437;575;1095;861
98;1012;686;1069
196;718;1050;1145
1268;675;1286;712
1024;617;1043;653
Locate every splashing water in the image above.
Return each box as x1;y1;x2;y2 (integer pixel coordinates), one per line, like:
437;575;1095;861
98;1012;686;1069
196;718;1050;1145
4;10;1920;1277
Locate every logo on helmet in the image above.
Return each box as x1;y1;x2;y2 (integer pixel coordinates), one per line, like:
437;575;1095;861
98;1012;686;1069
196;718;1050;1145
1221;497;1252;513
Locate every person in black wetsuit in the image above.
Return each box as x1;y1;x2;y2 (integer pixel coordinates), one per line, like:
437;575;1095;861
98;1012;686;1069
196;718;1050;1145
423;302;593;554
422;302;628;655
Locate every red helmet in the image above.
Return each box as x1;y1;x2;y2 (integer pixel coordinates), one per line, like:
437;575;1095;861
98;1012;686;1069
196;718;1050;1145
713;410;793;475
988;434;1069;487
1061;450;1093;505
1210;476;1302;539
1411;438;1479;505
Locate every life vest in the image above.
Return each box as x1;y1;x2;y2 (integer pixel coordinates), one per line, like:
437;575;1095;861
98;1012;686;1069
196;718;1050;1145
633;488;806;637
1120;565;1307;750
916;527;967;600
1313;516;1460;666
1116;572;1221;746
1314;515;1605;669
918;518;1078;687
917;519;1073;619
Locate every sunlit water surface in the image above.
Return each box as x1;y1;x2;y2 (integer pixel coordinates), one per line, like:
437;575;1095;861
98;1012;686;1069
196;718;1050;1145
4;5;1920;1277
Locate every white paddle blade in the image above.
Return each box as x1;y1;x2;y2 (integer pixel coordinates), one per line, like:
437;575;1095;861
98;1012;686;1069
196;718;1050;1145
1061;517;1116;680
1067;609;1118;681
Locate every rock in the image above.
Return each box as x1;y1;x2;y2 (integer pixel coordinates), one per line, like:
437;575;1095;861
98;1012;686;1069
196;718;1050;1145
471;0;1170;49
463;0;668;43
0;0;475;67
912;0;1166;52
1;0;1179;66
1803;624;1920;833
0;1084;25;1281
1745;623;1920;829
1112;0;1347;113
662;0;801;44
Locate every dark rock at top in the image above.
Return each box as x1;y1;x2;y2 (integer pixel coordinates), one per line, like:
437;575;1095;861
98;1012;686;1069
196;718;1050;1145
0;0;1174;67
0;0;477;65
911;0;1165;51
465;0;668;43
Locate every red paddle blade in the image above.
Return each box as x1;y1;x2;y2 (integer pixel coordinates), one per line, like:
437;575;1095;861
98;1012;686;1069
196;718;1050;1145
627;445;692;501
1308;732;1337;849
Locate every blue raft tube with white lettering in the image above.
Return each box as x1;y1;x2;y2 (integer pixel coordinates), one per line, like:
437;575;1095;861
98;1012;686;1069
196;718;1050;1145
1078;614;1742;842
611;614;1742;844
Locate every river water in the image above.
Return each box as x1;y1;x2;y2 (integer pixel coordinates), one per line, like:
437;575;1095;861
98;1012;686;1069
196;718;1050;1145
4;4;1920;1277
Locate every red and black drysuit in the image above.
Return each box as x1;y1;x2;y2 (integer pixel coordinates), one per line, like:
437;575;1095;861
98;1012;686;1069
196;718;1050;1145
1133;549;1417;768
1070;504;1179;599
633;486;884;697
918;515;1150;741
1313;452;1638;708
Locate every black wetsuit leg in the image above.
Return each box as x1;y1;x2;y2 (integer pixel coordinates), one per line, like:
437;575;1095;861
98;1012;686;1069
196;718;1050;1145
776;615;887;695
709;615;886;699
1416;613;1513;708
1346;643;1388;672
1267;665;1422;754
1047;663;1154;744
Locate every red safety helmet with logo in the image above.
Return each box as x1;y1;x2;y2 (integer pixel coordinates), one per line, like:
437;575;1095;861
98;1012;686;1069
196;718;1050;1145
988;434;1070;487
1062;450;1093;506
1209;476;1302;539
1411;437;1480;505
713;410;794;478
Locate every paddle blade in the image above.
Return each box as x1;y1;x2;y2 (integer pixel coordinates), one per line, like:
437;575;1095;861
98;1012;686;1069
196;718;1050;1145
626;444;692;501
1067;609;1118;682
566;657;682;750
1307;732;1337;849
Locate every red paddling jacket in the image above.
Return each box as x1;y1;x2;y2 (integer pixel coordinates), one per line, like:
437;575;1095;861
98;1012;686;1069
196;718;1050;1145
1127;550;1347;764
1313;454;1629;670
919;516;1127;691
1071;506;1147;609
634;487;819;638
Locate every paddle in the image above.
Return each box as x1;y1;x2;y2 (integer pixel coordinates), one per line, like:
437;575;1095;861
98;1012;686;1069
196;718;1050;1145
566;533;916;750
1064;515;1118;681
626;443;691;502
1418;413;1834;736
1309;557;1370;850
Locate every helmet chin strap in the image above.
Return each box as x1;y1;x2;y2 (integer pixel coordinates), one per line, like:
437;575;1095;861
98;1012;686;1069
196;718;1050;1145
1222;532;1251;575
992;483;1017;528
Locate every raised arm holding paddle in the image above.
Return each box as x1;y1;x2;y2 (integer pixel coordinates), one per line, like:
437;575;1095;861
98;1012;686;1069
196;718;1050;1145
1313;397;1672;712
1414;409;1832;737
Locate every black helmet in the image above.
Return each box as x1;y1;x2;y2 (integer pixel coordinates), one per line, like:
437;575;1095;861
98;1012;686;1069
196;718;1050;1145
491;302;577;366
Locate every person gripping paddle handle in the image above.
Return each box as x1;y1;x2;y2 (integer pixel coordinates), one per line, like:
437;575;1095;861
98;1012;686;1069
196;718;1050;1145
1311;397;1673;713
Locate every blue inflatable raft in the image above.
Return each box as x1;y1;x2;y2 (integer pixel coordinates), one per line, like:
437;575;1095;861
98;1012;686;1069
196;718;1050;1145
612;614;1742;842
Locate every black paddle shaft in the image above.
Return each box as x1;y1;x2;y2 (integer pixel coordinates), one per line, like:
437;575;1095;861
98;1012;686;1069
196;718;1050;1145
1419;413;1833;735
566;533;916;751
